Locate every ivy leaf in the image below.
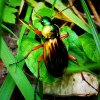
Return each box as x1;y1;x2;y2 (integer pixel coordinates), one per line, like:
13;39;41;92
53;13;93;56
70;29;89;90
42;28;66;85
3;6;18;24
80;33;100;62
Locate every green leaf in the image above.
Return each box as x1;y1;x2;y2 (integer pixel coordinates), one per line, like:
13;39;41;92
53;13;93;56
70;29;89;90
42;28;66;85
36;7;55;17
20;31;56;83
60;26;84;73
7;0;21;7
60;26;87;64
32;7;55;30
3;6;17;24
80;33;100;62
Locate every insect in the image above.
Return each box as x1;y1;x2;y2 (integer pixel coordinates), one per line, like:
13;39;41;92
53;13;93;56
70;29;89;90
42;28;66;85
19;14;77;79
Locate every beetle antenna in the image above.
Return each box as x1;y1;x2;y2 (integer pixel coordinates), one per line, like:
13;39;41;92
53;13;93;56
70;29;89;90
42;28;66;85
58;4;74;14
51;3;75;19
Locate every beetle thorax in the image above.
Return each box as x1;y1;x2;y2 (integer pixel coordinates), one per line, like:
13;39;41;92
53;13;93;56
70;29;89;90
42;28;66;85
42;24;60;39
40;17;60;39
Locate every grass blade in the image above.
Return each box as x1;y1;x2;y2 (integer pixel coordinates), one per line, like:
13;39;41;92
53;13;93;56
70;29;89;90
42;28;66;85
1;24;18;39
0;74;15;100
80;0;100;55
18;6;33;50
0;36;35;100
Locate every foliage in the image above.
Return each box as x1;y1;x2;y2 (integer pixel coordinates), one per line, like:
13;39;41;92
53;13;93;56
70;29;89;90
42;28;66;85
80;33;100;62
0;0;100;100
3;6;18;24
2;0;21;24
0;0;38;100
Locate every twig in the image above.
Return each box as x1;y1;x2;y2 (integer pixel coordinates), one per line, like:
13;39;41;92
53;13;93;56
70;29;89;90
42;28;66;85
68;0;88;25
87;0;100;25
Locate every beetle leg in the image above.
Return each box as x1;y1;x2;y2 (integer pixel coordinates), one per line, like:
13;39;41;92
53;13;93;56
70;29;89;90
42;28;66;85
68;54;78;64
24;44;43;59
37;55;44;79
68;54;77;61
29;24;43;37
10;44;43;65
60;33;69;39
34;55;44;99
19;19;43;37
22;44;43;62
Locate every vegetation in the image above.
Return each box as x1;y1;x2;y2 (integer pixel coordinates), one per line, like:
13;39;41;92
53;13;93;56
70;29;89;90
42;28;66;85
0;0;100;100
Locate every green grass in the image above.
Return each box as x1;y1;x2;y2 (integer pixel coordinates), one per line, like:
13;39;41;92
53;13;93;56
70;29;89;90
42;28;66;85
80;0;100;56
0;5;40;100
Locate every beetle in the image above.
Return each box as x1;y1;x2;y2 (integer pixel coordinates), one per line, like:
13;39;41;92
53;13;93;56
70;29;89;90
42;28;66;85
41;16;69;77
20;15;77;78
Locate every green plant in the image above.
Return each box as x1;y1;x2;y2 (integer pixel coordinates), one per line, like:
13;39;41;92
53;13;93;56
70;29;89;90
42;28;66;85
0;0;40;100
0;0;100;100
